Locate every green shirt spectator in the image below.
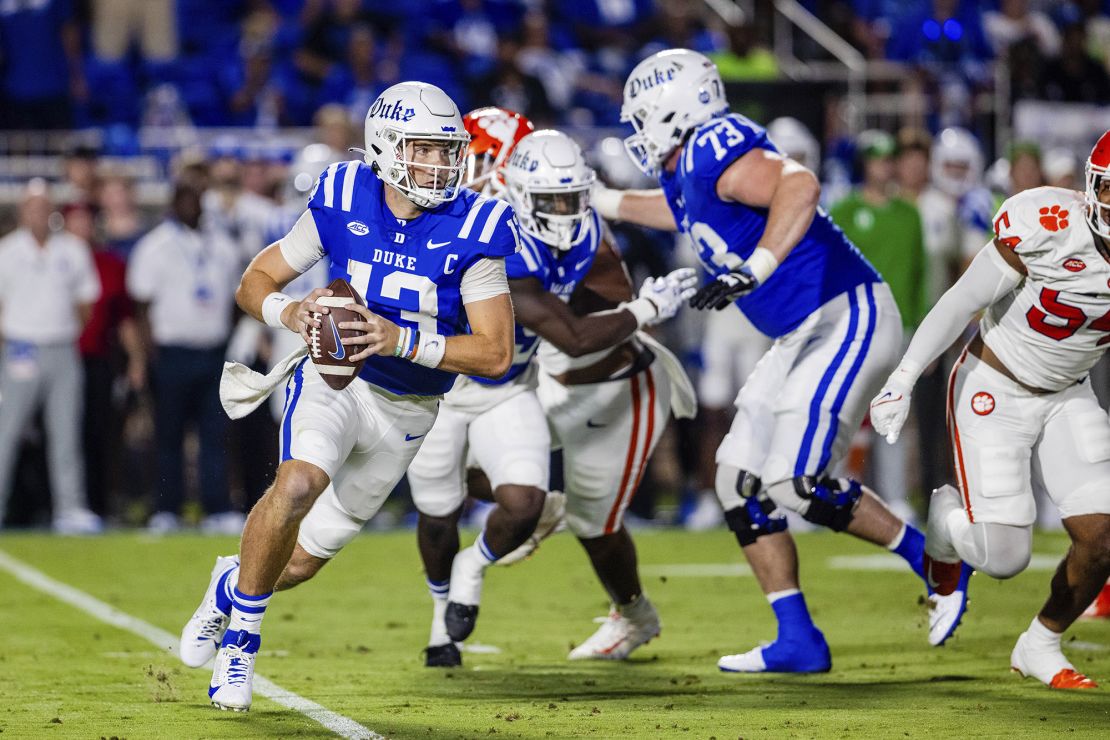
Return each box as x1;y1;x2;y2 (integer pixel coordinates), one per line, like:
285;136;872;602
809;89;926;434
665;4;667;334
830;130;928;329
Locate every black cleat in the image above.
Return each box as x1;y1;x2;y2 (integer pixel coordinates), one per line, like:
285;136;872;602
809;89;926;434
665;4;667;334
445;601;479;642
424;642;462;668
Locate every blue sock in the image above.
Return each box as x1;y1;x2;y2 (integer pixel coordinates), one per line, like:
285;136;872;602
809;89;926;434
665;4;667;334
888;524;925;580
769;590;816;640
214;566;237;615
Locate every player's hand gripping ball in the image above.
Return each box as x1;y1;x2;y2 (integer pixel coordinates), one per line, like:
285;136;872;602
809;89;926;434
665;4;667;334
305;278;368;390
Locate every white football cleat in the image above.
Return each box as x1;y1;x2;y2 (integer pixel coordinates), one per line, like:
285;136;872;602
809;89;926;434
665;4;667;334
927;562;972;646
717;646;768;672
497;490;567;566
180;555;238;668
568;597;661;660
209;631;260;711
1011;631;1097;689
52;508;103;535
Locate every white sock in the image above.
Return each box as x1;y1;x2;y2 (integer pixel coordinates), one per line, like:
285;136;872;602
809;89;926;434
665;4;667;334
945;508;978;565
618;593;654;621
427;578;451;646
228;587;271;637
1025;616;1063;651
886;523;907;551
766;588;800;604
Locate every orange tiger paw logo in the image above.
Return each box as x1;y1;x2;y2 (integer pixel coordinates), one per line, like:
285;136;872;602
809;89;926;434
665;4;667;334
1039;205;1069;231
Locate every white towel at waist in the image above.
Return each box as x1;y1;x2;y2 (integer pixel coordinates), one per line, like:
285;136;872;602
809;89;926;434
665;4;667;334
220;346;308;419
637;331;696;419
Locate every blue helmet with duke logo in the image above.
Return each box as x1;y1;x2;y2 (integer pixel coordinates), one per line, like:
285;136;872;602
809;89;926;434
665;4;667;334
358;81;470;209
620;49;728;177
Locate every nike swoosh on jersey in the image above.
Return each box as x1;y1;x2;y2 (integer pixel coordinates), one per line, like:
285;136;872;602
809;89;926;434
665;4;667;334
327;315;345;360
427;239;451;249
575;258;592;271
586;419;607;428
405;433;426;441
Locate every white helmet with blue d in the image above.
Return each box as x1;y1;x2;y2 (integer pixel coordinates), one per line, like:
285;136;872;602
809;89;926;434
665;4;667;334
620;49;728;177
359;81;470;208
502;130;596;251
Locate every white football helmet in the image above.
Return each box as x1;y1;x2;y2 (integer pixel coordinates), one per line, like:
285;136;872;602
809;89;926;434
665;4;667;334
767;117;820;173
620;48;728;177
931;127;984;199
502;130;596;251
359;82;469;208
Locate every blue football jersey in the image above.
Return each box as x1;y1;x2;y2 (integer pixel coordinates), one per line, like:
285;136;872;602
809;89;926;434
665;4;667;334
659;113;880;338
473;210;603;386
308;161;518;395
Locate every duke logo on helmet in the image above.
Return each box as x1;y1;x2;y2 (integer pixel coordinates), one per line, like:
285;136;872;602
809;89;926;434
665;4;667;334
503;130;596;251
619;49;728;177
355;81;470;209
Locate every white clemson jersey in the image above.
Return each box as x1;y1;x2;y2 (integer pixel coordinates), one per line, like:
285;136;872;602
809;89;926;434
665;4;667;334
981;186;1110;391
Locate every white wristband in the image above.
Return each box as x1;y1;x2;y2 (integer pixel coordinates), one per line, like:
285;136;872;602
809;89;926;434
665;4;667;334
413;332;447;368
262;292;296;330
592;184;625;221
887;360;924;395
745;247;779;284
620;297;657;328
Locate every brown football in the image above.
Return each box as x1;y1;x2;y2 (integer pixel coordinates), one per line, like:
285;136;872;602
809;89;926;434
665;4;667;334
308;277;367;390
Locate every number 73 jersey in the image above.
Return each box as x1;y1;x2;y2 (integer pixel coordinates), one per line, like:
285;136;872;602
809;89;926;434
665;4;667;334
983;186;1110;391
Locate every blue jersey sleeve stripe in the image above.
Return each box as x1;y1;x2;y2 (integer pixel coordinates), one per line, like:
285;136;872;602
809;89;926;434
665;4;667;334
340;162;358;212
478;199;510;243
457;196;487;239
517;240;539;272
322;163;340;208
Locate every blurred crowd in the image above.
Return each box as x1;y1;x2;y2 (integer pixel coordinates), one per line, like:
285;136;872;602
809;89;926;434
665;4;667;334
1;1;1109;136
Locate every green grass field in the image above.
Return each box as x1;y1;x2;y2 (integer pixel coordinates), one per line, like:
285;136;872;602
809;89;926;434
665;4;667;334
2;529;1109;739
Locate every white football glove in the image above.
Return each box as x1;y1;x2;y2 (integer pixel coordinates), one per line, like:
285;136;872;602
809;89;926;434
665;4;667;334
869;364;921;444
623;267;698;327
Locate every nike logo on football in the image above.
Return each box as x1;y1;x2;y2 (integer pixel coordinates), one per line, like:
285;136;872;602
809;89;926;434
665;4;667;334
327;315;345;360
426;239;451;249
586;419;607;428
405;433;426;441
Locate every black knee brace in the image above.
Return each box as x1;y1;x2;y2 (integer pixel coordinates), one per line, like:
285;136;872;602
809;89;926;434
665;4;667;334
795;476;862;532
723;470;788;547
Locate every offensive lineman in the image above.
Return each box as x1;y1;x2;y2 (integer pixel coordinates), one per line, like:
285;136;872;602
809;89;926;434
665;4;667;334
178;82;519;712
871;131;1110;689
593;49;967;673
416;126;697;662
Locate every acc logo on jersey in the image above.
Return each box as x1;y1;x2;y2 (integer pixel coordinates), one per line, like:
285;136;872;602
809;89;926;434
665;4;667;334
347;221;370;236
1063;258;1086;272
971;391;995;416
1039;205;1070;232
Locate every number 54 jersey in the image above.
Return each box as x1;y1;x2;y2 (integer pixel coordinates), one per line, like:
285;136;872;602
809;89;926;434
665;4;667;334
984;186;1110;391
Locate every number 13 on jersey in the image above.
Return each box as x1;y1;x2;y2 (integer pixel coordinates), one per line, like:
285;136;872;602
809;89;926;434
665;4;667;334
346;258;440;333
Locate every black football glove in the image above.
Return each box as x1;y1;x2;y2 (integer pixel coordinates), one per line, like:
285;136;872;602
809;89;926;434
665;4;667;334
689;269;757;310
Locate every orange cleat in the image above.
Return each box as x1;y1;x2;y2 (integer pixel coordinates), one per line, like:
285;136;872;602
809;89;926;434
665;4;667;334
1048;669;1098;689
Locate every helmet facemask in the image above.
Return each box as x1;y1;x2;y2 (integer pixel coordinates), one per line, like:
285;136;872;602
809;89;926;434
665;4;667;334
514;184;593;251
1086;161;1110;241
375;128;468;209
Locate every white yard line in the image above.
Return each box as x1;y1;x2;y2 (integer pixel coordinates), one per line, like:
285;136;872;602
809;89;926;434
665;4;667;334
0;548;381;740
641;563;752;577
827;553;1062;572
